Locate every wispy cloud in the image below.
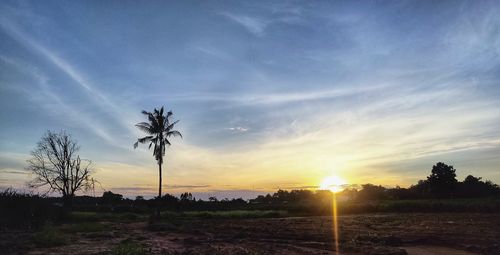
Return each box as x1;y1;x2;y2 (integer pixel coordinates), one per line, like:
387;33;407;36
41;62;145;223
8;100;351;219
191;45;231;60
0;151;28;171
220;12;269;36
0;55;117;145
225;127;249;133
161;84;389;105
0;17;138;142
0;170;29;175
167;184;211;189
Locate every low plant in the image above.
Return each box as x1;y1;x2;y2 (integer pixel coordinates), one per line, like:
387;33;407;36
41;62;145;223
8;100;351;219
108;240;146;255
33;226;68;247
61;222;111;233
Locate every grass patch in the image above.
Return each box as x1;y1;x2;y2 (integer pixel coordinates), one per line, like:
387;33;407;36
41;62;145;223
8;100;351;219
376;198;500;213
108;240;146;255
184;210;288;218
33;226;68;247
160;210;288;219
68;212;144;222
61;222;111;233
337;198;500;214
149;210;288;231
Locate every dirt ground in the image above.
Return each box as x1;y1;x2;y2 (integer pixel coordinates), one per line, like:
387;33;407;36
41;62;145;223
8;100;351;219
2;213;500;255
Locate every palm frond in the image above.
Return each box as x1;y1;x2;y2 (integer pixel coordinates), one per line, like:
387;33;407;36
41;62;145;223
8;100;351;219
167;130;182;138
166;110;173;119
134;107;181;165
137;136;153;143
164;138;171;146
166;120;179;131
148;113;159;127
136;122;152;128
135;124;154;134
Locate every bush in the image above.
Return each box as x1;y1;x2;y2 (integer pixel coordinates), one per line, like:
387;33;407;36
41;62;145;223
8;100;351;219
192;210;287;218
33;227;68;247
68;211;144;223
108;240;146;255
0;188;62;229
61;222;111;233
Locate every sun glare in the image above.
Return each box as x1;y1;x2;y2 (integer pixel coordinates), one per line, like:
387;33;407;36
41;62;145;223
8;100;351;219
320;176;347;193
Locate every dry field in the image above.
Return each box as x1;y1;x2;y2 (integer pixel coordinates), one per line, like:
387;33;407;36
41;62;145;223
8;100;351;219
2;213;499;255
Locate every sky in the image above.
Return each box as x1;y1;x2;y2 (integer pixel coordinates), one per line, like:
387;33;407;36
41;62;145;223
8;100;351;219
1;0;500;199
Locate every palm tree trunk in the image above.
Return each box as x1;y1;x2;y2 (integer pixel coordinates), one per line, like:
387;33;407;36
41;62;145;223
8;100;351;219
158;162;162;198
157;162;162;217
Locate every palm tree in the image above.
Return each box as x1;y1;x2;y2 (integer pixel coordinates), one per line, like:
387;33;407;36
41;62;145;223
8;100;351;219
134;107;182;201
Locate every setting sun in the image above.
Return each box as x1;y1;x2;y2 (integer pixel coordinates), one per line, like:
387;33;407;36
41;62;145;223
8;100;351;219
320;176;347;193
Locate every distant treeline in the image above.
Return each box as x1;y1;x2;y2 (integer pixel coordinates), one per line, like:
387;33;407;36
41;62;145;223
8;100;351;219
254;162;500;203
1;162;499;229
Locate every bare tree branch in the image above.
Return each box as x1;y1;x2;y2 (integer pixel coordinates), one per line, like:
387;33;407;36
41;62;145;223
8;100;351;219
26;130;94;202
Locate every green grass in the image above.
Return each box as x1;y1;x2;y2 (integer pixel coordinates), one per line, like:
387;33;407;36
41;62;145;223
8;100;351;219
148;210;288;231
376;198;500;212
68;211;144;222
33;226;68;247
61;222;111;233
184;210;288;218
108;240;146;255
160;210;288;219
339;198;500;213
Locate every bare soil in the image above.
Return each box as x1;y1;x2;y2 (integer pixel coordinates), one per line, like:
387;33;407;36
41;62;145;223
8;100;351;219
2;213;499;255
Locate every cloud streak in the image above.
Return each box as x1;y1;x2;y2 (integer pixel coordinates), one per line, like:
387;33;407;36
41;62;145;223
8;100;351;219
220;12;269;36
0;55;117;145
160;84;389;105
0;16;138;144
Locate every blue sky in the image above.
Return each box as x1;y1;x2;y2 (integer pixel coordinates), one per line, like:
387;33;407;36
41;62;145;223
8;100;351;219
1;0;500;199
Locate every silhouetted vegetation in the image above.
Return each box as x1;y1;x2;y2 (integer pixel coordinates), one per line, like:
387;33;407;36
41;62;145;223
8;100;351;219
27;130;96;209
33;226;68;248
134;106;182;216
0;188;62;229
2;162;499;231
394;162;500;199
108;240;146;255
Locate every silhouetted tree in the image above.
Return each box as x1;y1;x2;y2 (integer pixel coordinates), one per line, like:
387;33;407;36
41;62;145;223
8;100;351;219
27;130;94;208
338;188;358;201
102;191;123;204
463;175;481;184
356;184;388;201
459;175;500;197
427;162;458;198
180;192;194;201
407;180;431;199
161;193;179;203
134;107;182;215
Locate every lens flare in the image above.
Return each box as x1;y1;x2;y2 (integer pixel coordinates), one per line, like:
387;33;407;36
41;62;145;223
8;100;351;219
333;192;339;255
320;175;346;255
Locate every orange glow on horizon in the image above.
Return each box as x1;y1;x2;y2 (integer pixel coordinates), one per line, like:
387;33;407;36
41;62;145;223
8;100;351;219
320;175;347;193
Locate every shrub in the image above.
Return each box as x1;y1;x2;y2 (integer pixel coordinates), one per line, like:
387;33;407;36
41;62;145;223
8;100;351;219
0;188;62;229
33;227;68;247
61;222;111;233
108;240;146;255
